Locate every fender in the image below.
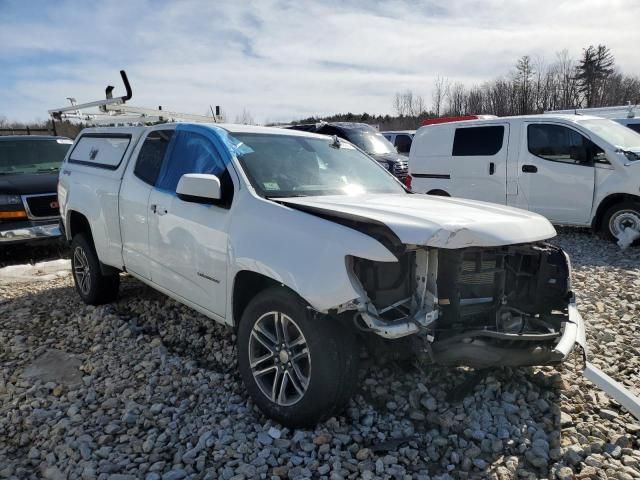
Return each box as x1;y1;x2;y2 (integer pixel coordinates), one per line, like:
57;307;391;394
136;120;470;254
227;193;397;324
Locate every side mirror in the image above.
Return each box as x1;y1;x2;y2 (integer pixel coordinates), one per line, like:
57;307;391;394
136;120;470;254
569;145;590;164
176;173;221;203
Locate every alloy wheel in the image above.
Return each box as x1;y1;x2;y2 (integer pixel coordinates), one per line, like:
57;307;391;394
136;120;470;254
73;246;91;295
248;311;311;406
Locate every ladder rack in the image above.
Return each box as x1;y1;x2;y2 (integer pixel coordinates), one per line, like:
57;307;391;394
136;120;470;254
48;70;223;125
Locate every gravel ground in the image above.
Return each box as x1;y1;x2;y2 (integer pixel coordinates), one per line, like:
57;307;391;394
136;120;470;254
0;229;639;480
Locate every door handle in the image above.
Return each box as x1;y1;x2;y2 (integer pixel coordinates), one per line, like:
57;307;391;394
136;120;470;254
489;162;495;175
150;204;168;215
522;164;538;173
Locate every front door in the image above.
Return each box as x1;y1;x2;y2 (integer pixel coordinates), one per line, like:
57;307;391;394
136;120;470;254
516;122;595;225
147;126;232;318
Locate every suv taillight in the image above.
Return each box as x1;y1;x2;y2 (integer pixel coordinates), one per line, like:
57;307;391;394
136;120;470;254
404;174;412;191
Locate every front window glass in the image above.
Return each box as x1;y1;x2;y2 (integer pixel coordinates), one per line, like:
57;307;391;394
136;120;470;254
230;133;405;198
0;139;72;174
346;130;396;155
528;124;599;165
156;131;225;192
578;119;640;150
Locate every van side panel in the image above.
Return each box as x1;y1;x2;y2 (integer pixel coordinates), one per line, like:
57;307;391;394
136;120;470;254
409;125;455;194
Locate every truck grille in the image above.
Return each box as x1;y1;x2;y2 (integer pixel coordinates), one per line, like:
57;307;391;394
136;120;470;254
393;160;408;177
25;193;59;218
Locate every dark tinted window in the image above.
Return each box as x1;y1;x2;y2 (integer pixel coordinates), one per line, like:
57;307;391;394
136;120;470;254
528;124;603;165
452;126;504;156
395;134;412;153
627;124;640;134
134;130;174;186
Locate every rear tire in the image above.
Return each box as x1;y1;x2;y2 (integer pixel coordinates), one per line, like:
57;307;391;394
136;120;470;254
237;287;359;427
601;201;640;242
427;189;450;197
71;233;120;305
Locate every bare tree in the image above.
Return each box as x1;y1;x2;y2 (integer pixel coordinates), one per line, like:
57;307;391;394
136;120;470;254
234;108;255;125
446;83;467;115
393;90;426;117
431;76;448;117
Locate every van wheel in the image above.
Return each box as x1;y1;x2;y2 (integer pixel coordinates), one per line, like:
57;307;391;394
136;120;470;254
71;233;120;305
427;189;450;197
237;287;359;427
601;201;640;242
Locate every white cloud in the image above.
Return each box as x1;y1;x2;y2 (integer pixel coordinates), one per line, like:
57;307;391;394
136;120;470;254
1;0;639;123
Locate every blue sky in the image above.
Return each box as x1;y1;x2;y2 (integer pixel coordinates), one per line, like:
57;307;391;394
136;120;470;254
1;0;639;123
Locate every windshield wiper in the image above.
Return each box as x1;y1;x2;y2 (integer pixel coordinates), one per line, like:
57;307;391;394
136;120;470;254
37;167;59;172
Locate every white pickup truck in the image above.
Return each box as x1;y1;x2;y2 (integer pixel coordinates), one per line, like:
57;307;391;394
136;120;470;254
58;122;620;426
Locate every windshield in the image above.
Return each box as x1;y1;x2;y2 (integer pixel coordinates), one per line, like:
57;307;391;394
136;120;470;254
230;132;406;198
346;130;397;155
0;139;72;174
578;119;640;150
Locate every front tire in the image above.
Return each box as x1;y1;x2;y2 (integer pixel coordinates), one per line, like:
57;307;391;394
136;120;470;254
237;287;359;427
601;201;640;242
71;233;120;305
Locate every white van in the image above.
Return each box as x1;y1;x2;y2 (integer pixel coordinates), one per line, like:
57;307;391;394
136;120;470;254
408;114;640;239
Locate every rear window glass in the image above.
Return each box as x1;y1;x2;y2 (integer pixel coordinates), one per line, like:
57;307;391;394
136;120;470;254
69;134;131;169
134;130;174;186
627;124;640;134
452;126;504;156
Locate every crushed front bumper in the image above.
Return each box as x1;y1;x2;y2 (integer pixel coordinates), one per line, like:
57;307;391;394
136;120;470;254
431;294;585;368
0;221;61;244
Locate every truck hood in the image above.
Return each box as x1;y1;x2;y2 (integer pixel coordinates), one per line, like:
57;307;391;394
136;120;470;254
277;193;556;249
0;172;59;195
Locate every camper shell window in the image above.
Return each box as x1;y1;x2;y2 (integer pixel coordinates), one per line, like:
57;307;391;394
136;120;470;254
69;134;131;170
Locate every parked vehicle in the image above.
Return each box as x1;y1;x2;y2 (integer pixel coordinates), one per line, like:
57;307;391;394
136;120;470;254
422;115;497;126
0;135;73;244
57;122;594;426
546;105;640;133
381;130;415;155
285;122;408;180
409;114;640;240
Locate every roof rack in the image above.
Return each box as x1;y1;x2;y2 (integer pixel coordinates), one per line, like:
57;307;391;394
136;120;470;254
48;70;223;126
544;103;639;119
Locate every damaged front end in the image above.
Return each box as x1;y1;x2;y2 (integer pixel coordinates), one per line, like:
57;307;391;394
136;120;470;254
345;242;584;368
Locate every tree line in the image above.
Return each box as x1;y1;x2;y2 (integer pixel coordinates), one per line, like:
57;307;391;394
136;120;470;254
295;44;640;131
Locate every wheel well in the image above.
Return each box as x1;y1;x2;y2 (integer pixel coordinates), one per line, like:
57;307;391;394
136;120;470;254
68;211;92;241
232;271;282;329
592;194;640;231
427;189;450;197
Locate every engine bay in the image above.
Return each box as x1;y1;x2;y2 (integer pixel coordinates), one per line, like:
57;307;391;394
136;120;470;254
349;242;573;367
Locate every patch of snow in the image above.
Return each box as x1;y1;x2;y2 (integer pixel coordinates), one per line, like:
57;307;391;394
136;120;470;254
0;259;71;285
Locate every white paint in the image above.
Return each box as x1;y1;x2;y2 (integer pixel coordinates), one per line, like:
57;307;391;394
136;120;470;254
616;227;640;250
61;123;558;327
409;114;640;229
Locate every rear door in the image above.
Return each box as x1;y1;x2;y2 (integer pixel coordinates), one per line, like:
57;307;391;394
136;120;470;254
516;122;595;225
147;126;233;318
448;124;509;204
119;128;175;279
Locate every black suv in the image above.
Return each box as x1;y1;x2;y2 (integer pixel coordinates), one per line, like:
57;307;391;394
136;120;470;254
285;122;408;180
0;135;73;244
